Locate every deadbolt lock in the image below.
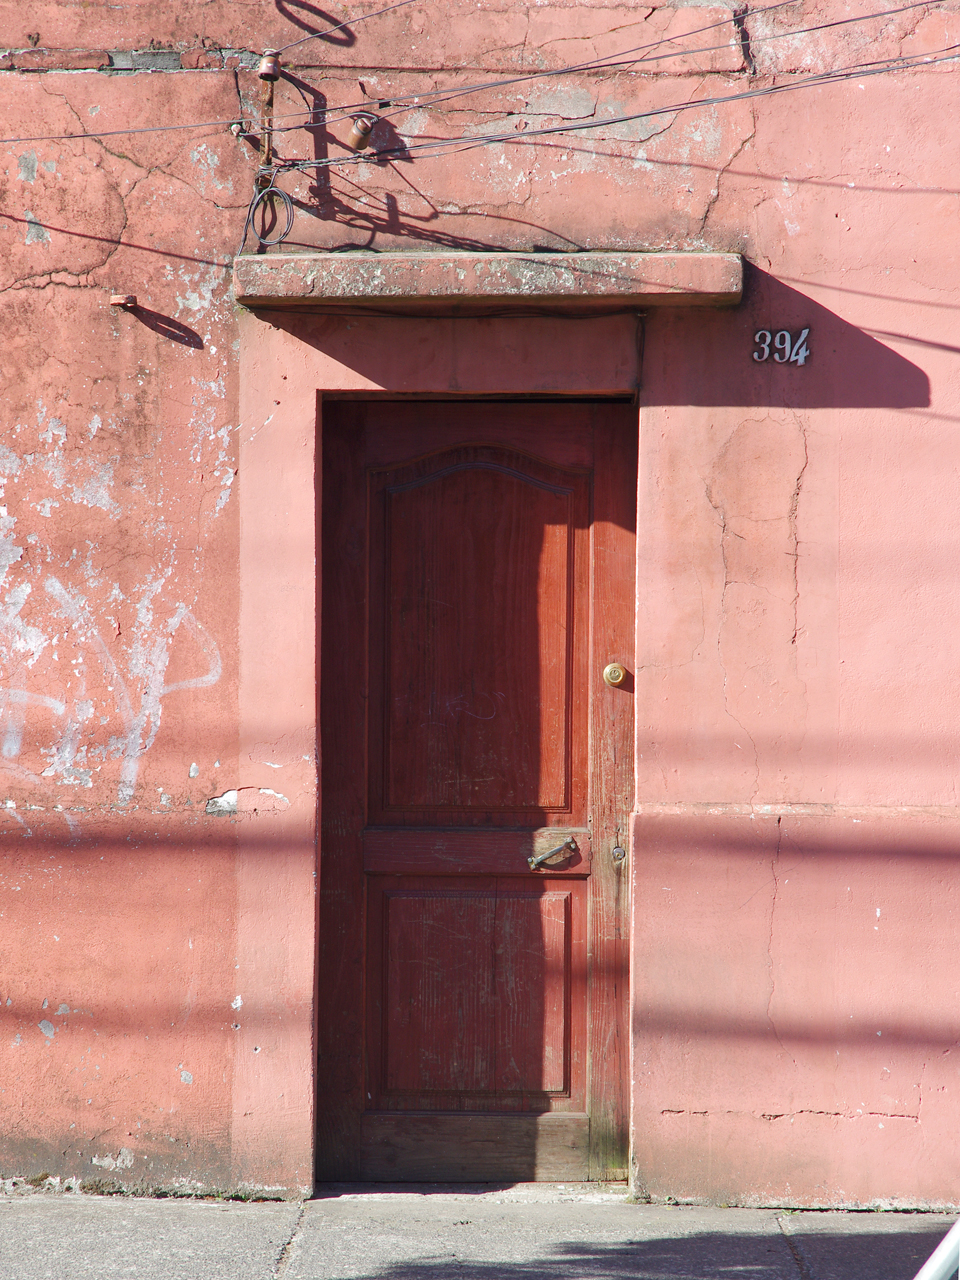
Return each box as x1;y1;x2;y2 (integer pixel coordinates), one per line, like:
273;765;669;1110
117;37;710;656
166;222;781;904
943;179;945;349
603;662;627;687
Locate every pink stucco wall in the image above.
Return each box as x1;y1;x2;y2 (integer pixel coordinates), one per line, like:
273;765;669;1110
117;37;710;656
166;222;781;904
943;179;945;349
0;1;958;1202
628;60;960;1203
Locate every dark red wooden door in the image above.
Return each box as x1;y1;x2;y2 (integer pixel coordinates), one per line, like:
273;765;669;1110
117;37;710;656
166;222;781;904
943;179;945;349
318;400;635;1181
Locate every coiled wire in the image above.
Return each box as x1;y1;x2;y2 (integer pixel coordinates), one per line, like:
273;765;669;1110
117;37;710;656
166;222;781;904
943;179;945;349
237;168;296;255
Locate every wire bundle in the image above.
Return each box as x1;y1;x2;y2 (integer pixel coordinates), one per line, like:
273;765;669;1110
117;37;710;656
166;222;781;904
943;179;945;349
0;0;952;252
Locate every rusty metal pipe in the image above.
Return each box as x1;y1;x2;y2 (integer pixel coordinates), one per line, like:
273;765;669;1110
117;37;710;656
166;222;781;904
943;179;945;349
258;52;280;169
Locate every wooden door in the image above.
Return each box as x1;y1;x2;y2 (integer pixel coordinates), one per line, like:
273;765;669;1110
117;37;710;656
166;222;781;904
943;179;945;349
318;399;635;1182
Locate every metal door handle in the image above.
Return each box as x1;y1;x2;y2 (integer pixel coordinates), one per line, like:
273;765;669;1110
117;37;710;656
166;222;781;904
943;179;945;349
528;837;578;870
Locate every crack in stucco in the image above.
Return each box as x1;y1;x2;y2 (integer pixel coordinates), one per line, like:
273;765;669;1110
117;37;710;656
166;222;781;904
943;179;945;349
787;416;810;770
704;475;761;798
28;77;245;268
0;271;87;294
35;75;86;134
15;81;131;277
664;1106;920;1121
530;7;743;69
703;412;810;801
789;417;809;647
765;816;796;1066
698;106;756;240
733;6;756;76
518;10;530;70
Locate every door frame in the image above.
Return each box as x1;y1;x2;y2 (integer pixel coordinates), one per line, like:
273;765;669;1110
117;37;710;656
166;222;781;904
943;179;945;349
317;396;636;1181
235;310;643;1191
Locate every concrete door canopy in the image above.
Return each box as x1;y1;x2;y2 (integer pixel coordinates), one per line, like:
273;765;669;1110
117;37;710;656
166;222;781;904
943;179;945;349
233;250;743;311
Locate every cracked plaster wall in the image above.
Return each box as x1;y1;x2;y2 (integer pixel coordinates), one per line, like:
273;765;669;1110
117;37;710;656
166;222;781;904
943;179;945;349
0;46;259;1194
628;9;960;1204
0;0;958;1203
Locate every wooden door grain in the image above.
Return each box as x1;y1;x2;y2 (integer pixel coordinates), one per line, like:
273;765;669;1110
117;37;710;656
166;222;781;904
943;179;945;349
318;400;636;1182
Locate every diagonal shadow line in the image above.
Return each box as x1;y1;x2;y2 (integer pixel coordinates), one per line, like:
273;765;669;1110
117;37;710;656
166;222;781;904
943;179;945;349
778;276;960;311
863;328;960;355
0;213;232;269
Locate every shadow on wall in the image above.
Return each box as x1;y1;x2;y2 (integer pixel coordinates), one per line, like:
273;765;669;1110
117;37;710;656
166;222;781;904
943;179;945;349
647;266;931;409
241;268;930;407
127;306;204;349
274;0;357;46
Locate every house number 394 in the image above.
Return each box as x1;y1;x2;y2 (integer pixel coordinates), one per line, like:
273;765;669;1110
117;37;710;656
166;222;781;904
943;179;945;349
753;328;811;365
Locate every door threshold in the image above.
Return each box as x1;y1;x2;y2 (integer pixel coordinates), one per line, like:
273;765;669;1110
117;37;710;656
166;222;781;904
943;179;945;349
312;1182;631;1201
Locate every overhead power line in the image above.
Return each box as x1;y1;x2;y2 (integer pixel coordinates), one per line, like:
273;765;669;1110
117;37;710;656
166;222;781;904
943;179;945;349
0;117;248;146
0;0;938;147
0;0;785;146
274;0;797;133
291;0;932;134
280;42;960;172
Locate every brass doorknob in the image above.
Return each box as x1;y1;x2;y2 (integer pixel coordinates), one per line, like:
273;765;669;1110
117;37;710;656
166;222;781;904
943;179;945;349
603;662;627;687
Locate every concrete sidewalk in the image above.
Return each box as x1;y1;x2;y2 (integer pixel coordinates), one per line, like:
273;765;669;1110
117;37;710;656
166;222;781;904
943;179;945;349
0;1183;953;1280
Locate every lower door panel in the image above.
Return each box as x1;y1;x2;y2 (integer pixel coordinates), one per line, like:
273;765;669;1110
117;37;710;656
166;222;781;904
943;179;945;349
360;1112;590;1181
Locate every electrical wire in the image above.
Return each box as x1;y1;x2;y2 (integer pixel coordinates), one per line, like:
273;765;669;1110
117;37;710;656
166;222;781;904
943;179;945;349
0;0;942;257
0;106;357;147
268;0;800;135
0;117;251;146
0;1;421;144
0;0;936;147
273;0;420;54
277;41;960;172
279;0;793;120
287;0;931;134
237;171;296;253
0;0;781;146
269;0;794;134
238;37;959;251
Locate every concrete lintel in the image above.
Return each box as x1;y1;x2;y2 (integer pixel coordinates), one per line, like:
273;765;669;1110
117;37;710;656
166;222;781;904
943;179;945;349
233;251;742;311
